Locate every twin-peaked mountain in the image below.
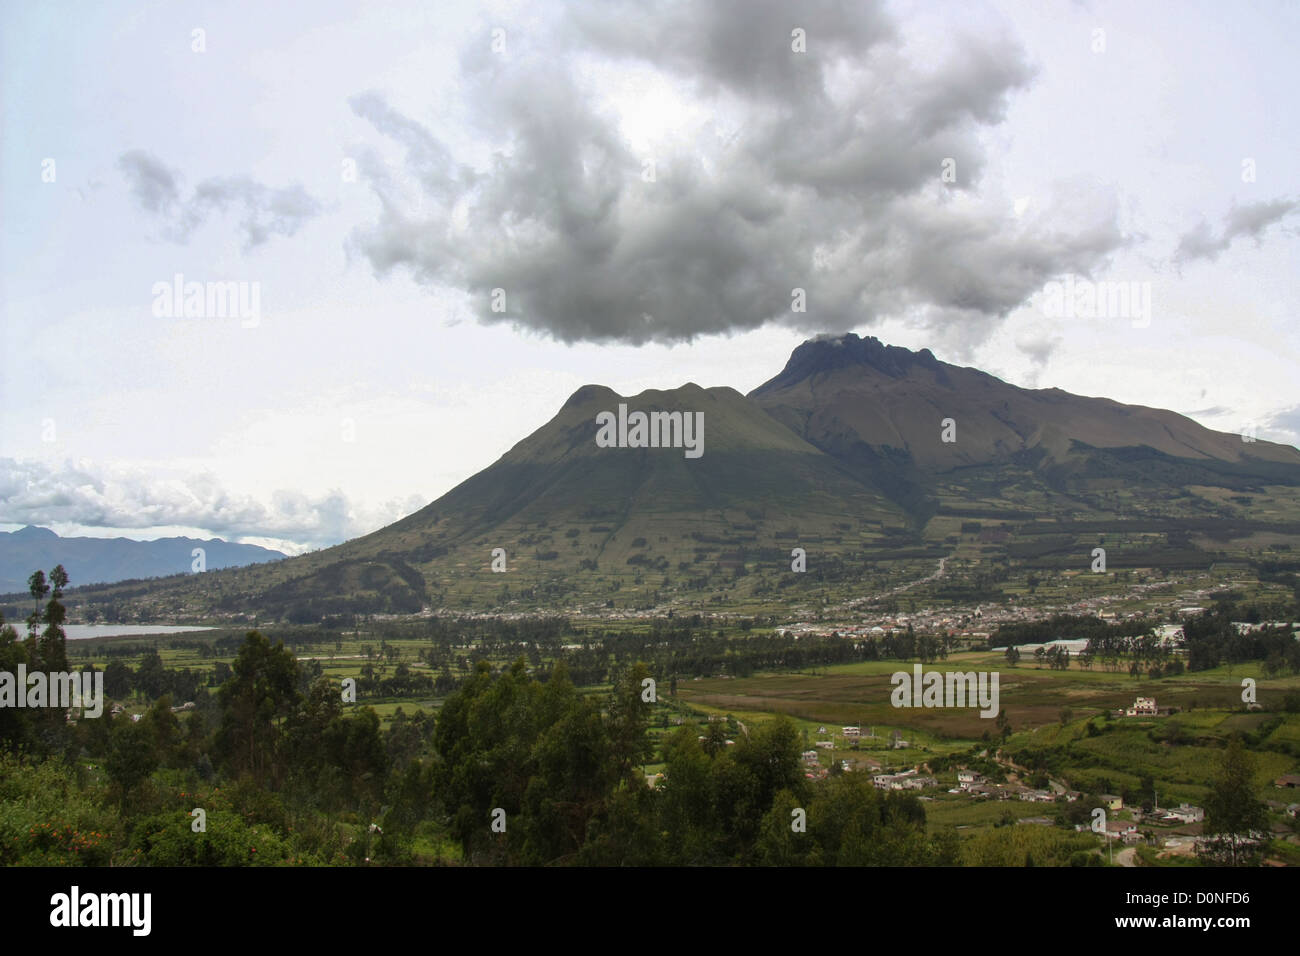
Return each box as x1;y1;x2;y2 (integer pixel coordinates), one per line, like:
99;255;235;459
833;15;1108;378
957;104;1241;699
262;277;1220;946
65;334;1300;619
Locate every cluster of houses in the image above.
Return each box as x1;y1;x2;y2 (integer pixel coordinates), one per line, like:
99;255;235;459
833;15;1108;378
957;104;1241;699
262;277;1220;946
107;700;195;721
1270;776;1300;821
1102;820;1142;844
951;769;1080;803
1079;803;1207;845
787;748;1236;850
1230;620;1298;635
872;768;938;791
803;747;891;781
802;750;829;779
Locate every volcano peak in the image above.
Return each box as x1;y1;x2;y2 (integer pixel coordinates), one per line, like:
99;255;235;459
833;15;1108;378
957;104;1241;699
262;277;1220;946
750;333;939;395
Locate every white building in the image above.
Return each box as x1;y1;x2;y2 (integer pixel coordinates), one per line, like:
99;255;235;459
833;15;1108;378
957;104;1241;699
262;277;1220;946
1163;803;1204;823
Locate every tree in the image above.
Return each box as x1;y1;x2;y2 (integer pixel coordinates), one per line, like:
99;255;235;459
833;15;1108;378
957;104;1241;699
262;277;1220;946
322;706;389;809
40;565;69;671
606;663;653;783
107;718;159;806
756;788;809;866
1198;736;1268;867
995;708;1010;741
520;681;614;864
103;660;133;699
433;658;533;860
134;650;168;700
22;567;68;672
1139;773;1155;813
0;610;34;750
27;570;49;631
216;631;300;785
142;695;183;768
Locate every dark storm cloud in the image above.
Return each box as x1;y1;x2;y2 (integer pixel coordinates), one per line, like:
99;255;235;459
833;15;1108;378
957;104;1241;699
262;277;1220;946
119;151;323;250
563;0;894;105
1175;198;1298;263
347;1;1125;345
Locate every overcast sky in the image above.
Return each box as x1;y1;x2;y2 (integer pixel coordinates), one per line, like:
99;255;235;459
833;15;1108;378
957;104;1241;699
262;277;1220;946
2;0;1298;555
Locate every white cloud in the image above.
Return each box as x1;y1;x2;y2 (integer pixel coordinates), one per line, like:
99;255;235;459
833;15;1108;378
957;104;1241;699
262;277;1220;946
0;457;421;551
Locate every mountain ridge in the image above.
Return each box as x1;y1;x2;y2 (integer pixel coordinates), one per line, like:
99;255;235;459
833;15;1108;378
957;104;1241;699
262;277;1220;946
0;527;286;596
45;334;1300;620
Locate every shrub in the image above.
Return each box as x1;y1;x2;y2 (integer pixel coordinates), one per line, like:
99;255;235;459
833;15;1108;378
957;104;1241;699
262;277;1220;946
129;808;289;866
0;752;119;866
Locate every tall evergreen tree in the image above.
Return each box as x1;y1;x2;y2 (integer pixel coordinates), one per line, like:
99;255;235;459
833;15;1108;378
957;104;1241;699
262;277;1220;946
216;631;300;785
1199;736;1268;867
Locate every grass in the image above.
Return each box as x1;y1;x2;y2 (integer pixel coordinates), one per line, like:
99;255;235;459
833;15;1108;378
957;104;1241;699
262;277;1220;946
924;795;1066;829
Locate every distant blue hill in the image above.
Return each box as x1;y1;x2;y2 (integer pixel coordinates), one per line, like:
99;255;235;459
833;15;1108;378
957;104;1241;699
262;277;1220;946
0;526;286;595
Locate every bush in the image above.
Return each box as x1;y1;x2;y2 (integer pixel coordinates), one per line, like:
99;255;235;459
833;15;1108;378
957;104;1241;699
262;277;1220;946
963;824;1098;866
0;752;119;866
129;808;289;866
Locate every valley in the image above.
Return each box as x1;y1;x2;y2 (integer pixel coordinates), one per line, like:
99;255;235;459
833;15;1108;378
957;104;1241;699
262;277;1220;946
5;334;1299;869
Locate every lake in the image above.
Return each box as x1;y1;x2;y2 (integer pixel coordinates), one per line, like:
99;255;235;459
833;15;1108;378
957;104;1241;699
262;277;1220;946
54;624;219;641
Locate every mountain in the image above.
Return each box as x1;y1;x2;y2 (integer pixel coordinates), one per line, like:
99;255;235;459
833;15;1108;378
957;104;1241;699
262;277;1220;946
138;383;911;620
57;335;1300;620
0;526;286;595
753;334;1299;467
750;333;1300;526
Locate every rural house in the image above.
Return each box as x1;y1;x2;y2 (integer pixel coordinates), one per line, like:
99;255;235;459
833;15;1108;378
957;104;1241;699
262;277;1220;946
1125;696;1158;716
957;769;984;789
